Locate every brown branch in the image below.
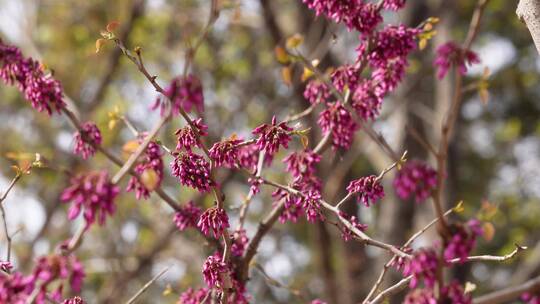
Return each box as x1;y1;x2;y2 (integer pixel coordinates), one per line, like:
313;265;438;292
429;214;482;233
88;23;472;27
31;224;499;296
474;275;540;304
125;266;169;304
0;173;21;262
517;0;540;55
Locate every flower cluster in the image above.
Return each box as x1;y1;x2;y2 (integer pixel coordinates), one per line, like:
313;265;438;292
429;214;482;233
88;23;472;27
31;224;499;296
209;136;243;168
434;41;480;79
31;254;85;303
393;160;437;202
178;287;209;304
351;80;384;120
522;292;540;304
173;201;202;231
338;212;368;242
302;190;324;222
252;116;292;156
152;74;204;116
62;297;85;304
318;102;358;150
197;206;230;238
202;254;229;289
231;229;249;257
444;219;483;263
383;0;406;10
440;281;472;304
402;248;439;288
272;188;304;223
126;140;164;199
0;40;66;115
283;149;321;181
0;261;13;273
0;271;33;303
346;175;385;207
175;118;208;151
61;170;120;229
304;80;330;105
171;152;214;192
237;143;273;171
73;122;102;159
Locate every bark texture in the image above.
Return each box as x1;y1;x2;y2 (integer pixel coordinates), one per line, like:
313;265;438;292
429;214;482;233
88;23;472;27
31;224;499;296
517;0;540;54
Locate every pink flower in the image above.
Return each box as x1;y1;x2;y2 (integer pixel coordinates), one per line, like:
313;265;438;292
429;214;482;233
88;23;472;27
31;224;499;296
0;40;66;115
248;177;263;195
311;300;328;304
178;287;209;304
252;116;292;156
403;288;435;304
126;140;164;199
62;297;85;304
522;292;540;304
173;201;202;231
0;271;34;303
441;281;472;304
283;150;321;181
231;229;249;257
0;261;13;273
393;160;437;202
31;254;85;303
152;74;204;116
304;80;330;105
318;102;358;150
61;171;119;229
197;206;230;238
444;220;483;263
434;41;480;79
202;255;229;289
338;212;368;242
237;143;273;171
364;25;419;69
383;0;406;10
402;249;438;288
331;64;360;92
209;137;243;168
351;80;384;120
346;175;385;207
272;188;303;223
170;152;214;192
73;122;102;159
302;190;324;222
175;118;208;151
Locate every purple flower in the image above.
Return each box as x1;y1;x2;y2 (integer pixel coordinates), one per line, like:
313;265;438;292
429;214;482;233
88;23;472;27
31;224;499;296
403;288;435;304
178;287;209;304
383;0;406;10
252;116;292;156
126;140;164;199
351;80;384;120
0;41;66;115
364;24;419;69
197;206;230;238
231;229;249;257
338;212;368;242
331;64;360;92
209;136;243;168
170;152;214;192
283;150;321;181
444;220;483;263
434;41;480;79
31;254;85;303
402;249;439;288
248;176;263;195
73;122;102;159
272;188;303;223
237;143;273;171
441;281;472;304
202;254;229;289
346;175;385;207
175;118;208;151
62;297;85;304
522;292;540;304
311;300;328;304
304;80;330;105
173;201;202;231
318;102;358;150
302;190;324;222
393;160;437;202
0;271;34;303
0;261;13;273
152;74;204;116
61;171;119;229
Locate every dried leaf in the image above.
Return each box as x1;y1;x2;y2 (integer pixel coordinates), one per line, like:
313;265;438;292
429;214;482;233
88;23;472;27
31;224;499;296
453;200;465;213
419;39;428;50
95;39;107;53
274;46;290;64
286;34;304;49
482;222;495;242
141;168;160;191
281;66;292;86
106;21;120;32
122;140;140;159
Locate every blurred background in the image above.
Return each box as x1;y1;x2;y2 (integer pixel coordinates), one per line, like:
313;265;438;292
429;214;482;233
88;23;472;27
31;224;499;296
0;0;539;303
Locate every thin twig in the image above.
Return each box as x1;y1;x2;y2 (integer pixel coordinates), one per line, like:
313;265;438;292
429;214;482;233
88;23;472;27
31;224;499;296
0;173;21;262
125;267;170;304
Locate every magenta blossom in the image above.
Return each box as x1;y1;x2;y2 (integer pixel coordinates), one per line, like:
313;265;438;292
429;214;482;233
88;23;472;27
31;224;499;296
31;254;85;303
61;171;119;229
170;151;214;192
197;206;230;238
393;160;437;202
237;143;274;171
173;201;202;231
0;261;13;273
152;74;204;116
302;190;324;222
178;287;209;304
383;0;406;10
304;80;330;105
338;212;368;242
364;24;419;69
403;288;435;304
231;229;249;257
440;281;472;304
202;254;229;289
402;248;439;288
126;140;164;199
73;121;102;159
252;116;292;156
283;150;321;181
175;118;208;151
272;188;303;224
62;297;85;304
0;40;66;115
0;271;34;303
318;102;358;150
209;136;243;168
346;175;385;207
352;80;384;120
522;292;540;304
434;41;480;79
331;64;360;92
444;219;483;263
311;300;328;304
